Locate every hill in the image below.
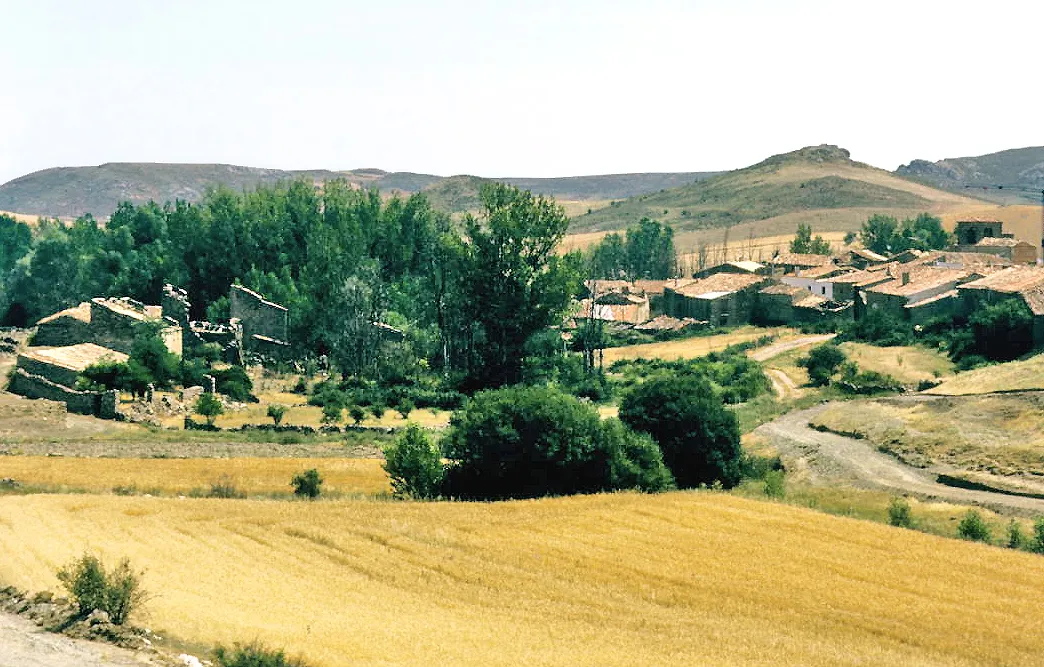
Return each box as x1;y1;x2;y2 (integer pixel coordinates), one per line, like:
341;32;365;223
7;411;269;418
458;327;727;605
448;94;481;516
0;163;717;219
1;492;1042;666
896;147;1044;204
569;146;986;241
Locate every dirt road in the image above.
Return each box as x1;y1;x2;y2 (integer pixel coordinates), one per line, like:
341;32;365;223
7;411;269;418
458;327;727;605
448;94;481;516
765;368;800;399
755;403;1044;514
0;613;165;667
749;333;837;362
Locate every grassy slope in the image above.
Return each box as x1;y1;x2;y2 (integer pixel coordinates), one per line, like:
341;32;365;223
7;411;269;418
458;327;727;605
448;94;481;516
927;353;1044;395
838;343;955;386
896;146;1044;204
1;492;1043;666
568;145;989;239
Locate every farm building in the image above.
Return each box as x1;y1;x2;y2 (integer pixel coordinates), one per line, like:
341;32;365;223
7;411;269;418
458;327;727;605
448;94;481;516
756;284;851;325
838;247;889;270
779;264;849;300
862;268;976;321
9;343;125;417
229;285;290;356
766;253;835;275
958;267;1044;345
33;297;182;357
959;237;1038;265
694;260;767;279
954;218;1005;246
821;269;894;304
663;273;770;325
577;290;651;325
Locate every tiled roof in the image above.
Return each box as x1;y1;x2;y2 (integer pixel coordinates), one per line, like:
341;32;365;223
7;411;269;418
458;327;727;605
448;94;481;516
670;273;770;297
823;269;892;286
933;252;1012;268
759;284;808;297
865;268;970;297
790;264;847;279
794;293;830;309
958;267;1044;294
975;237;1021;247
905;290;958;309
769;253;835;267
956;217;1003;224
846;247;889;262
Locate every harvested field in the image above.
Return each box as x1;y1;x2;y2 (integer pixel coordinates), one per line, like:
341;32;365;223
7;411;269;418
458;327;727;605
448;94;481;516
838;343;954;386
2;492;1044;666
927;353;1044;395
602;326;795;364
0;456;390;496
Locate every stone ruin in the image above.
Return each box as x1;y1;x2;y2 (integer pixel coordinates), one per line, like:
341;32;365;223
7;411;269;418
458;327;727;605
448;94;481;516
162;283;243;364
229;284;290;358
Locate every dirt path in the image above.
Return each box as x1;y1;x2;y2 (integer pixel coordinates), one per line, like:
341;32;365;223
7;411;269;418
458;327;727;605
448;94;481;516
755;403;1044;514
749;333;837;362
765;369;800;399
0;612;165;667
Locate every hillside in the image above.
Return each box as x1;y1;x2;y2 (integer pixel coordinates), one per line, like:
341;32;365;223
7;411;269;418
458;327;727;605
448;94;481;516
0;163;717;219
569;145;987;238
896;146;1044;204
2;492;1043;666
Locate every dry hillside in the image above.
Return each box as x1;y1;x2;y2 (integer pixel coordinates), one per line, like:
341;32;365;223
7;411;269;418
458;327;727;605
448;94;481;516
1;492;1043;666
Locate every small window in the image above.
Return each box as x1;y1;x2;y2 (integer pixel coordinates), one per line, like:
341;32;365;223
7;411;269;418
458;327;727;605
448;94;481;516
822;287;826;295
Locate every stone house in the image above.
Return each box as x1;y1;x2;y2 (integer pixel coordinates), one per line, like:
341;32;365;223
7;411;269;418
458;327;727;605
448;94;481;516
229;285;290;355
961;237;1038;265
779;264;849;300
577;291;651;325
821;269;894;304
838;247;889;270
663;273;771;325
693;260;767;279
954;219;1005;246
862;268;975;320
10;343;126;417
766;253;835;275
756;284;850;325
957;267;1044;345
33;297;182;357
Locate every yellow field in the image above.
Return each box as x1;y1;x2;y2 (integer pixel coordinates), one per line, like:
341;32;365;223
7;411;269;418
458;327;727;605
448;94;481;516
0;457;390;496
927;353;1044;395
602;326;795;364
206;392;452;431
1;492;1042;666
838;343;954;385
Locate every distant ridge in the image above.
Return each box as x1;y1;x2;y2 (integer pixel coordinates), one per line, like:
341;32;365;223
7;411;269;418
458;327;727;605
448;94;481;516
0;162;719;219
896;147;1044;204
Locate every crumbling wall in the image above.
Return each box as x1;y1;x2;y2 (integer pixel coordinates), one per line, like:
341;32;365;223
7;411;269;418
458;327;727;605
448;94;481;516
16;354;81;388
7;368;99;415
229;285;288;347
32;314;93;348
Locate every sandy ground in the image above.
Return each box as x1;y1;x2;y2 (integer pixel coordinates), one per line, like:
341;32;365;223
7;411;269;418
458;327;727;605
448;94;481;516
756;402;1044;515
0;613;167;667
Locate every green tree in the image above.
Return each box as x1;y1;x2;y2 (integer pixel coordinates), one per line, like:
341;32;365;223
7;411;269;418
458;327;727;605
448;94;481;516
860;214;899;255
626;217;676;279
588;232;628;279
957;509;992;543
800;344;848;387
790;223;831;255
968;298;1034;361
458;183;581;387
291;468;323;498
267;404;288;426
56;553;147;625
382;424;444;499
618;374;742;489
195;393;224;426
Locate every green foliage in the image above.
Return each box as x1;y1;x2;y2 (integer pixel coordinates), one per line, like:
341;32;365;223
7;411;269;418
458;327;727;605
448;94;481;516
207;475;246;499
348;405;366;425
55;553;146;625
619;374;743;489
967;298;1034;362
790;223;831;255
840;309;914;347
860;212;950;255
887;497;913;528
291;468;323;498
1007;519;1026;550
762;470;786;499
608;343;771;404
835;363;904;394
214;642;311;667
441;385;673;499
395;397;415;420
320;403;343;426
267;404;287;426
800;344;847;386
588;217;676;280
1033;517;1044;554
382;424;444;499
195;393;224;426
956;510;992;543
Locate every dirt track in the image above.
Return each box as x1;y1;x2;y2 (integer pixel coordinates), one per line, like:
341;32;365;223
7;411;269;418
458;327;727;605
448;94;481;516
0;613;165;667
755;403;1044;514
749;333;837;362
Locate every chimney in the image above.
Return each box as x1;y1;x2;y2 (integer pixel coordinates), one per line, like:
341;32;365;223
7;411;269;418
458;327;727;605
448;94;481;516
902;272;910;286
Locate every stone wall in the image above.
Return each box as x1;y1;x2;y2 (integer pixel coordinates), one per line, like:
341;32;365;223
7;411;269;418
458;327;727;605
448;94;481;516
32;315;93;348
7;368;99;415
16;353;81;388
230;285;289;349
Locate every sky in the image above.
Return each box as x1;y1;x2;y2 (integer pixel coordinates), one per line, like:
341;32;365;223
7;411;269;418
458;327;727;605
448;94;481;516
1;0;1042;185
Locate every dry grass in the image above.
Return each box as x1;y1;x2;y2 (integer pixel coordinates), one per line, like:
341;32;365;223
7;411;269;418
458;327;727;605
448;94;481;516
927;353;1044;395
0;457;390;496
601;326;796;364
838;343;954;386
1;492;1043;666
809;395;1044;478
210;392;451;430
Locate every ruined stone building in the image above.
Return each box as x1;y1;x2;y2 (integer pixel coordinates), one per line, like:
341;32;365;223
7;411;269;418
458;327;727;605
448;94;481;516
9;343;123;417
162;284;242;363
663;274;771;325
33;297;181;357
229;285;290;356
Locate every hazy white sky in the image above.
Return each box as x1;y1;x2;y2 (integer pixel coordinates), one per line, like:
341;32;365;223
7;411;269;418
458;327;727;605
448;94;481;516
1;0;1041;184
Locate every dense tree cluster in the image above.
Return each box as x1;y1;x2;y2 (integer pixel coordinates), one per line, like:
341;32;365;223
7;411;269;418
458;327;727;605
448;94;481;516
586;217;676;280
859;213;950;256
789;223;831;255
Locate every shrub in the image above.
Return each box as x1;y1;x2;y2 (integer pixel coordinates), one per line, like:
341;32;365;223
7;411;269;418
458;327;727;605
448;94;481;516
396;398;415;420
291;468;323;498
1032;517;1044;554
208;475;246;499
212;366;256;402
267;404;288;426
763;469;786;499
887;497;913;528
195;393;224;426
957;509;991;543
382;424;444;499
348;405;366;425
1007;519;1026;550
619;374;742;489
214;642;311;667
800;344;847;387
320;403;342;426
56;553;146;625
441;386;672;500
369;403;386;420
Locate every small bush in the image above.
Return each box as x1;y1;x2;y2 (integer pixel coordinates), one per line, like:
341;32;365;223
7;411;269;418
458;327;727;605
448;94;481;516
800;344;847;387
208;475;246;499
369;403;386;420
1032;517;1044;554
348;405;366;425
887;497;913;528
763;469;786;499
957;509;991;543
320;403;342;426
291;468;323;499
56;553;146;624
395;398;415;420
267;404;288;426
1007;519;1026;550
383;424;444;499
214;642;311;667
195;393;224;426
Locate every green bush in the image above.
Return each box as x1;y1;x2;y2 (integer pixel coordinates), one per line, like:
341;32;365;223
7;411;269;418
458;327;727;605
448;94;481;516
395;398;415;420
267;404;288;426
56;553;146;625
348;405;366;425
1007;519;1026;550
195;393;224;426
441;386;672;500
619;374;743;489
207;475;246;499
214;642;311;667
291;468;323;499
320;403;342;426
799;344;847;387
1032;517;1044;554
763;470;786;499
957;510;992;543
887;497;913;528
382;424;444;499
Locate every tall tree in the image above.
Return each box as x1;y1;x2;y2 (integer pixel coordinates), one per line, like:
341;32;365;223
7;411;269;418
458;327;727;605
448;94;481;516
790;223;831;254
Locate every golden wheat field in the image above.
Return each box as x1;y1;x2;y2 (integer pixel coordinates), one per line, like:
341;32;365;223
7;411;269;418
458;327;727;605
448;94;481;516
601;327;796;364
1;492;1043;666
0;457;390;496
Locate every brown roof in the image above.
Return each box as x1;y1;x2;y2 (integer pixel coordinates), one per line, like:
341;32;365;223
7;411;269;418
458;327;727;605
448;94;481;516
958;267;1044;294
905;290;958;309
957;217;1003;224
844;247;889;263
866;268;971;297
759;284;808;297
823;269;893;287
932;252;1012;268
670;273;770;297
20;343;128;372
37;302;91;326
632;280;668;296
975;237;1022;247
769;253;835;267
789;264;847;279
596;292;648;305
794;293;830;309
